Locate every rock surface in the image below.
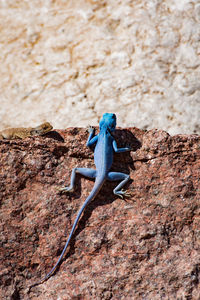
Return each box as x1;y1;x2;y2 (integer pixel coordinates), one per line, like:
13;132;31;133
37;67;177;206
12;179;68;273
0;1;200;134
0;127;199;299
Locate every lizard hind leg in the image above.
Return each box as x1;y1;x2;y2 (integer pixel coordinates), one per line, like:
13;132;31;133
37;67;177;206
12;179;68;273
58;167;97;192
107;172;130;199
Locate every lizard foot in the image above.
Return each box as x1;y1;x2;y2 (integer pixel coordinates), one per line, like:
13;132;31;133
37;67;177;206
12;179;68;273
126;145;133;151
56;186;74;193
87;126;95;134
114;189;131;199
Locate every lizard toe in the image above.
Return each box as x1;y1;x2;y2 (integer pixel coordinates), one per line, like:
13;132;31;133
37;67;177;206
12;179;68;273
114;189;131;199
57;186;74;193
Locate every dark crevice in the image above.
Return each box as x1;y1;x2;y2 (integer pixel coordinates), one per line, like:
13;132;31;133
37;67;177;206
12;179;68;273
133;148;196;163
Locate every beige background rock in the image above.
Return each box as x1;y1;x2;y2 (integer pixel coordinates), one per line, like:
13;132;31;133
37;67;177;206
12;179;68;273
0;0;200;135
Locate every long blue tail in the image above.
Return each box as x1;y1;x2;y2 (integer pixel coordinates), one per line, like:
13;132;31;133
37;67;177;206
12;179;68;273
32;176;105;286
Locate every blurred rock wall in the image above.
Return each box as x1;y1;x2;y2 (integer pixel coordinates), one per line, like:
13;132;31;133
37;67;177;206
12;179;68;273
0;0;200;134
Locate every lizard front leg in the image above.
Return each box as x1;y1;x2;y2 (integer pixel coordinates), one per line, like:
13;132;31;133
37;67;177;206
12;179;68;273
59;168;97;192
86;126;98;147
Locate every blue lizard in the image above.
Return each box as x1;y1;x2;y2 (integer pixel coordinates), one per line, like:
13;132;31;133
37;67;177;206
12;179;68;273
35;113;130;285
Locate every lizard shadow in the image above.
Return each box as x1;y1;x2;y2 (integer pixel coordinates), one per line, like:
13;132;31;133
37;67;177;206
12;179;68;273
43;130;65;142
48;130;141;275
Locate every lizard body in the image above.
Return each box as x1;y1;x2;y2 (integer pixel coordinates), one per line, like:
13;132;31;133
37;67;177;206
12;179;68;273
0;122;53;139
32;113;130;286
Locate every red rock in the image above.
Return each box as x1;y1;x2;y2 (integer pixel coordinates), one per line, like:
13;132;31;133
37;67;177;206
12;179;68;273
0;127;199;299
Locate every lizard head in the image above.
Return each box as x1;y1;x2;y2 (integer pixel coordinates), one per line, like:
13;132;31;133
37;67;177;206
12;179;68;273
99;113;116;132
31;122;53;136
